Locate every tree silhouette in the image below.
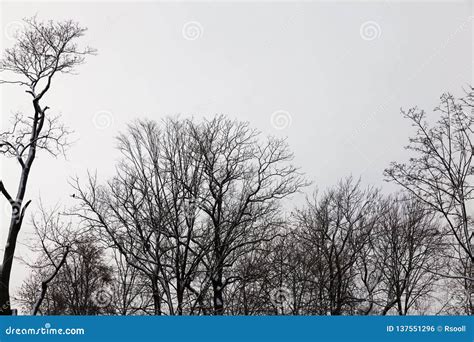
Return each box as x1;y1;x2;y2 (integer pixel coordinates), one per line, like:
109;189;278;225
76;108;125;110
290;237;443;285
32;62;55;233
0;17;95;314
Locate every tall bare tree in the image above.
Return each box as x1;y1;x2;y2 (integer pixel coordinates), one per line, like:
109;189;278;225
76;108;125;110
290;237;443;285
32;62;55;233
190;116;307;314
385;89;474;314
73;118;210;315
0;17;95;314
72;116;306;315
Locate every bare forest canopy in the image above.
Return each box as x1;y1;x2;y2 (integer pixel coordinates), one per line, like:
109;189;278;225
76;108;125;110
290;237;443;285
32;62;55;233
0;17;472;316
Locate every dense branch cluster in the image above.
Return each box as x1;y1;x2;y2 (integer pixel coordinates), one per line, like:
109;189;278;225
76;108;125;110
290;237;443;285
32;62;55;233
0;17;95;96
385;88;474;314
18;112;472;316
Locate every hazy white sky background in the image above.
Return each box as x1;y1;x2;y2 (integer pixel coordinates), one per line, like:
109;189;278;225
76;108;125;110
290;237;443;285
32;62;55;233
0;0;472;300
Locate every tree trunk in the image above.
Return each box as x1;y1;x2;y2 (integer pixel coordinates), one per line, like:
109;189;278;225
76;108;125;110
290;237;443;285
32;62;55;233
151;275;161;315
32;247;69;315
212;267;224;315
0;219;23;315
467;258;474;315
0;102;38;315
176;280;184;315
0;276;11;315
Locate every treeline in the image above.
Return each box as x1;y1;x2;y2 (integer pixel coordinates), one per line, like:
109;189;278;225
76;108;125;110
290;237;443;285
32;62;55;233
0;17;471;316
18;110;472;315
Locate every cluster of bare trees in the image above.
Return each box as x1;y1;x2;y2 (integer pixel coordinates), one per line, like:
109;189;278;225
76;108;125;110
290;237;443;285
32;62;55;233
18;111;473;315
0;18;472;316
15;172;461;316
199;179;445;315
18;205;113;315
64;116;307;315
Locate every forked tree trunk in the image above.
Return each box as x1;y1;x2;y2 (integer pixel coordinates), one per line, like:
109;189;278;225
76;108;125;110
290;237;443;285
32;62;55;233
0;190;31;314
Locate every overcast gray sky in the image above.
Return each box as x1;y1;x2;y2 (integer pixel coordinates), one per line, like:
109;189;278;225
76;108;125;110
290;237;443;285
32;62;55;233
0;0;473;298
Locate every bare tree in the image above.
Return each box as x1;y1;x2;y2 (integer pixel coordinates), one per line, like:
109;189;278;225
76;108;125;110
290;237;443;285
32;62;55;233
373;196;443;315
0;17;95;314
293;178;380;315
190;115;307;314
110;250;153;315
73;118;210;315
19;236;113;315
224;245;278;315
258;232;309;315
27;205;75;315
385;88;474;314
72;116;306;315
16;203;87;315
